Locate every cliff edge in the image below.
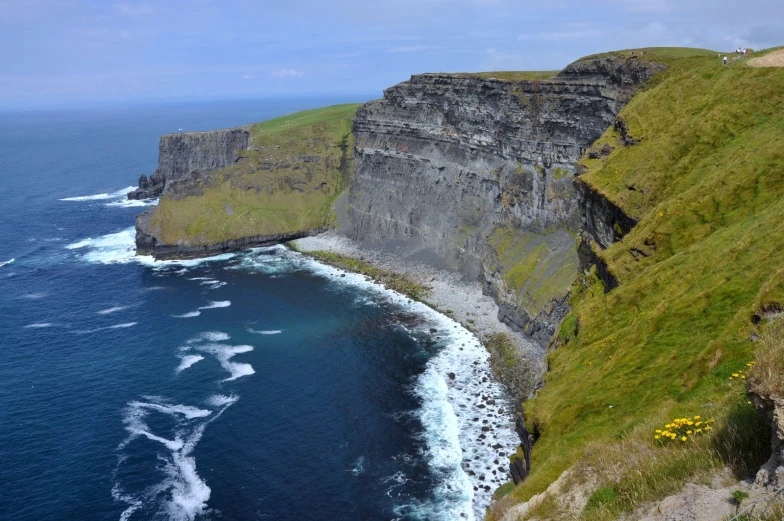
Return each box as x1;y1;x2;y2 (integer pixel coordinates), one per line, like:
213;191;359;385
133;104;358;259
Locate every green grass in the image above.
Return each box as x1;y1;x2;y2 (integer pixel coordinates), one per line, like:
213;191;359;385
450;71;559;81
496;50;784;518
487;227;578;318
151;104;360;245
295;249;431;301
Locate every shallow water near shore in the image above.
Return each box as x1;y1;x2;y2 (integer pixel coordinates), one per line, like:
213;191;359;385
0;100;518;520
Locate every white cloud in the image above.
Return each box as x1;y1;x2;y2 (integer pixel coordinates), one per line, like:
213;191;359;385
271;68;304;78
241;74;254;80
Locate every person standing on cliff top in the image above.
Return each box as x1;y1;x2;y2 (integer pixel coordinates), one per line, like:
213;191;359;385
723;56;728;66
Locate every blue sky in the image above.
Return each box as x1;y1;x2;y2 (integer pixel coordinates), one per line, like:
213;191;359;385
1;0;782;108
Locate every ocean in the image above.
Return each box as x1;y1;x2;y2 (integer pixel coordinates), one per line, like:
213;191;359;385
0;98;518;521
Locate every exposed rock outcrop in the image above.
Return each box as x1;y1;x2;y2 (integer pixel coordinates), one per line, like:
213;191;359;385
346;55;663;345
128;127;251;199
749;390;784;489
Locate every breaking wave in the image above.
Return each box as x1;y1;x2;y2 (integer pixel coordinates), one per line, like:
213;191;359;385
60;186;136;202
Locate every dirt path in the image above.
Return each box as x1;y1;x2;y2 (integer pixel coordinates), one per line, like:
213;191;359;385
748;49;784;67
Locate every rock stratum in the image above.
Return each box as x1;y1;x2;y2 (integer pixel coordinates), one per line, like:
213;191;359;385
345;55;662;345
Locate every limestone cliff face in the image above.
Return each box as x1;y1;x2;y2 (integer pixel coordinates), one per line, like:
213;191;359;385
128;127;251;199
346;55;662;343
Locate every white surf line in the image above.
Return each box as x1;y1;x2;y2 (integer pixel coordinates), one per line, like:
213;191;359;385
75;322;137;334
65;226;236;266
97;306;128;315
198;301;230;310
24;323;54;328
0;258;14;268
176;354;205;373
172;311;201;318
105;198;158;208
239;248;519;520
60;186;136;201
115;395;238;521
172;301;231;319
247;328;283;335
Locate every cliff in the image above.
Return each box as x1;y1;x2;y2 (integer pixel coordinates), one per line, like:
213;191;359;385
133;105;358;259
346;54;662;345
128;127;251;199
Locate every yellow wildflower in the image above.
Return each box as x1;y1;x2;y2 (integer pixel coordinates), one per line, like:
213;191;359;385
705;426;712;431
696;429;702;433
693;416;700;419
681;436;687;441
655;435;661;439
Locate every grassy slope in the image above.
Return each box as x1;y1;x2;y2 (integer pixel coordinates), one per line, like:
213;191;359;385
152;104;359;245
451;71;559;81
499;49;784;517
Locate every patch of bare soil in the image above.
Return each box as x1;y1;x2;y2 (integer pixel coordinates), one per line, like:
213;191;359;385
748;49;784;67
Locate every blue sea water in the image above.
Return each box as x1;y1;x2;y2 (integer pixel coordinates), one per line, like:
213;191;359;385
0;98;518;521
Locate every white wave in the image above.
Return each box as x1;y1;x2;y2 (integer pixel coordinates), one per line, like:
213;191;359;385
176;355;204;373
60;186;136;201
206;394;237;408
187;277;213;281
172;311;201;318
98;306;128;315
105;198;159;208
66;228;137;264
65;226;236;266
0;258;14;268
247;328;282;335
197;301;230;310
198;279;219;285
110;322;137;329
116;396;237;521
129;400;212;420
24;322;53;328
348;456;365;476
187;331;229;343
20;292;47;299
192;343;254;382
76;322;137;334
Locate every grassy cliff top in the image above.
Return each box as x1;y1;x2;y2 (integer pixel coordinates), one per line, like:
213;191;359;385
150;104;360;246
497;49;784;519
448;71;559;81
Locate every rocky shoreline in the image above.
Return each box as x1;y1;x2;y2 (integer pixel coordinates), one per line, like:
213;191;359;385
293;232;545;402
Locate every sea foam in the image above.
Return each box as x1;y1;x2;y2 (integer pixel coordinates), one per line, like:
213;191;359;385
248;247;520;519
247;328;282;335
97;306;128;315
60;186;136;201
115;395;238;521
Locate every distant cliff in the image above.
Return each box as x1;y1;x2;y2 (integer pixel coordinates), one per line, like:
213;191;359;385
128;127;251;199
133;105;358;259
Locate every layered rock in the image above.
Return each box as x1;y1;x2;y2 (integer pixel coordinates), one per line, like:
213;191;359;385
346;55;663;344
128;127;251;199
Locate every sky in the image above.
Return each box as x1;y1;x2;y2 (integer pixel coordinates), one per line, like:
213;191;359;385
1;0;782;108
